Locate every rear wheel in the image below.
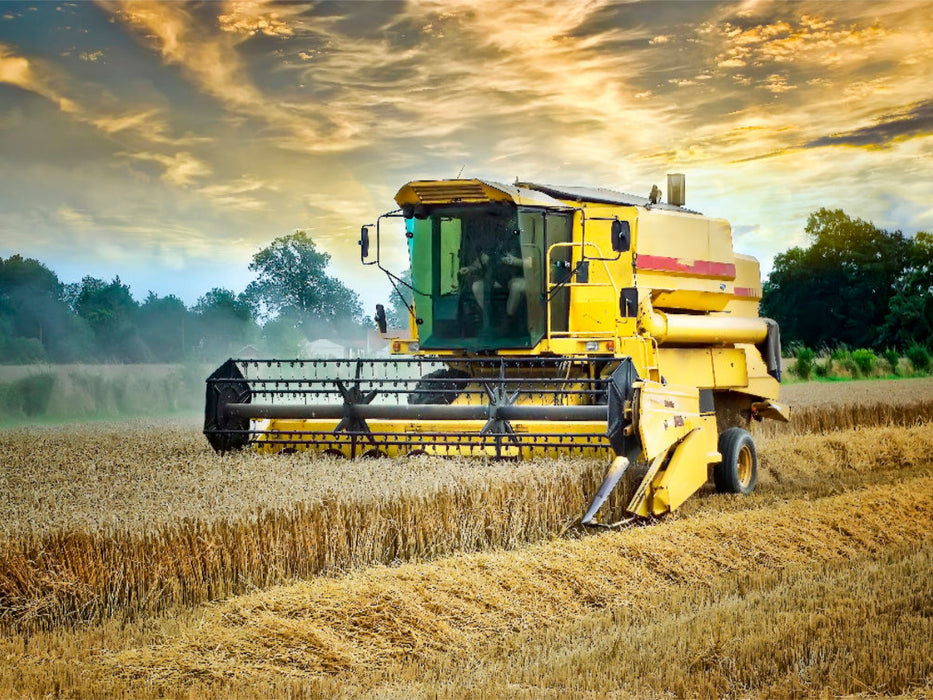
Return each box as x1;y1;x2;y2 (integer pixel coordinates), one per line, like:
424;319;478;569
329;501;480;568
714;427;757;495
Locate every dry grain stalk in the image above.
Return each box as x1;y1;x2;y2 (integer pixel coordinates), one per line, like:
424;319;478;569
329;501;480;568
110;475;933;686
2;422;933;633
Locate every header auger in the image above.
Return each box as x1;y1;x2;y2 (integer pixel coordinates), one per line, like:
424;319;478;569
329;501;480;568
205;175;789;524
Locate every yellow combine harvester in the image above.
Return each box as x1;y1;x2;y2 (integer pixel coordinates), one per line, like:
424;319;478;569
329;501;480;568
205;174;789;524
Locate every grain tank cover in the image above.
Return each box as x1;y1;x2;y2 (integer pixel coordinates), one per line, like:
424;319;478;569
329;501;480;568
636;208;738;312
517;182;700;214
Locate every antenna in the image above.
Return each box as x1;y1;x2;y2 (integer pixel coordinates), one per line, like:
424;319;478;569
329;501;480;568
456;165;465;178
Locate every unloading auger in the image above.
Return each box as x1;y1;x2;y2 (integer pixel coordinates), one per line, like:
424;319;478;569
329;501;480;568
205;175;790;524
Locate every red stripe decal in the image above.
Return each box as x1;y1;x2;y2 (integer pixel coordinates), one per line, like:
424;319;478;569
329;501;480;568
636;254;736;279
733;286;759;298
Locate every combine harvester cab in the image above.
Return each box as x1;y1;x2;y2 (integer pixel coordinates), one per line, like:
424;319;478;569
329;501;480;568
205;175;789;524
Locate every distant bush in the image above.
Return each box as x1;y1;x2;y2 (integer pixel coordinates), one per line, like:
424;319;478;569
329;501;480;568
813;358;831;378
794;346;816;380
852;349;877;376
0;373;55;417
1;337;46;364
884;348;900;376
906;343;931;373
832;349;858;376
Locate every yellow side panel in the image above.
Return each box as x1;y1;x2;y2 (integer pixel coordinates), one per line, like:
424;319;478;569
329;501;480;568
638;210;733;267
743;375;781;402
635;209;737;312
636;381;699;461
740;342;768;376
658;348;715;387
722;254;762;317
651;417;719;515
657;347;747;389
711;348;748;388
734;343;781;401
567;206;635;336
569;285;617;334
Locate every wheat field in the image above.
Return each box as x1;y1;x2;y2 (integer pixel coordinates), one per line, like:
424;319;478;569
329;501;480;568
0;377;931;698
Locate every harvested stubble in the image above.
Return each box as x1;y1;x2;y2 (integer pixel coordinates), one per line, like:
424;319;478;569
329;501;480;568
779;375;933;409
379;540;933;699
0;416;933;630
107;475;933;698
762;376;933;436
1;411;932;698
0;423;608;631
5;385;932;539
756;398;933;437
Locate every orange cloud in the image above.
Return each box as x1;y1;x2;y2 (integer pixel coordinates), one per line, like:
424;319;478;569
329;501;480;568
0;42;77;113
713;15;886;70
105;1;366;153
217;1;299;38
1;40;211;190
762;73;795;93
123;151;212;186
197;176;272;211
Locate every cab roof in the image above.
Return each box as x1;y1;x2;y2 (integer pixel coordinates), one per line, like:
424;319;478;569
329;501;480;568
395;179;574;210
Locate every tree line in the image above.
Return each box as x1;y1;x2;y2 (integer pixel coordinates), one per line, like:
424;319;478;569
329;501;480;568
0;231;371;364
761;208;932;354
3;210;930;365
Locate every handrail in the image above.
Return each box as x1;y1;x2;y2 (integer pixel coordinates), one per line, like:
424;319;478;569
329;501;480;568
545;240;621;342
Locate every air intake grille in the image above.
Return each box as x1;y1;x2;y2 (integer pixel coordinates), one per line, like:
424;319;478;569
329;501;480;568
410;182;490;204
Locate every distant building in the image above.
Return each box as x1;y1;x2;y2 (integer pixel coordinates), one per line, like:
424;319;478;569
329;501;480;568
301;333;390;359
302;338;347;359
235;344;261;359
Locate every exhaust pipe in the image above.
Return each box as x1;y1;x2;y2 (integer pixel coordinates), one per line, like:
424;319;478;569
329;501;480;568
667;173;685;207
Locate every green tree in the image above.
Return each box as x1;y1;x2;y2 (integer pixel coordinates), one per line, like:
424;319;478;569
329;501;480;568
0;255;90;362
193;287;256;358
762;209;912;350
138;292;193;362
881;230;933;349
74;276;147;361
244;230;367;339
261;310;308;356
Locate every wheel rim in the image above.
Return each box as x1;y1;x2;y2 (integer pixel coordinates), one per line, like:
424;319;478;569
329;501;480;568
737;444;753;487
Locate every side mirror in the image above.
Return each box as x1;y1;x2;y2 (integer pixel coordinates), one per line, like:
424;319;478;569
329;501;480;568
374;304;387;334
359;225;371;262
611;220;631;253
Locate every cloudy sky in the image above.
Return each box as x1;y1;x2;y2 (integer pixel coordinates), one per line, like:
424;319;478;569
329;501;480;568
1;1;932;312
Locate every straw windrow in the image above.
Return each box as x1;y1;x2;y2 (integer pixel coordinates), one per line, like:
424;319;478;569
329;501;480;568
110;476;933;690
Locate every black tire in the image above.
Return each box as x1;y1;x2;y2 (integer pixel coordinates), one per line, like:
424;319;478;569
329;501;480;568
714;427;758;495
